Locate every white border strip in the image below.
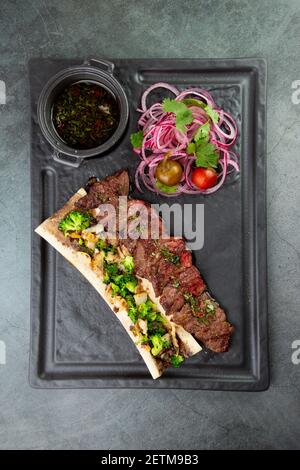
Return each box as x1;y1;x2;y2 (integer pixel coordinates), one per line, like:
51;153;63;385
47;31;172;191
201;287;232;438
0;80;6;104
0;340;6;365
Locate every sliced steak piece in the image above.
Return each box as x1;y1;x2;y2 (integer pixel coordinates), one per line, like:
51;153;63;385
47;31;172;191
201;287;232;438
156;258;179;291
133;239;161;295
172;303;193;324
160;286;185;313
198;292;227;322
149;238;193;293
203;322;233;352
76;170;130;210
178;266;206;296
158;238;186;255
180;250;192;267
133;239;151;278
133;236;205;297
126;199;165;239
170;297;233;353
120;237;139;254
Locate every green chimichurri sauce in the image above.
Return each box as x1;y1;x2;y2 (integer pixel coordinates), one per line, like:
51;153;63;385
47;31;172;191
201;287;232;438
52;82;120;149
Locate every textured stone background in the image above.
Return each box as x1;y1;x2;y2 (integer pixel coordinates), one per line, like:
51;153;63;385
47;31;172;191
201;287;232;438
0;0;300;450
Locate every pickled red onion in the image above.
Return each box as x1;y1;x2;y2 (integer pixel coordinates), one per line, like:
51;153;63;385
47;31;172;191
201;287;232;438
133;83;239;196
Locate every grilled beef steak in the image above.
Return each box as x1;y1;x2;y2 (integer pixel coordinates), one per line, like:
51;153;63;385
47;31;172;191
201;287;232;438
76;170;234;353
75;170;130;210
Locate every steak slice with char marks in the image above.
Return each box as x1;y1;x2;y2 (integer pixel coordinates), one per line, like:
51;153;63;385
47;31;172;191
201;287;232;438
76;170;130;210
156;258;178;291
160;286;185;313
171;300;233;353
177;266;206;296
180;250;192;267
133;237;199;296
134;239;161;295
158;238;186;254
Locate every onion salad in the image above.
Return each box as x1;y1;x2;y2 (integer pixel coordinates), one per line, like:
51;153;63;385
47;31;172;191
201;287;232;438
130;82;239;196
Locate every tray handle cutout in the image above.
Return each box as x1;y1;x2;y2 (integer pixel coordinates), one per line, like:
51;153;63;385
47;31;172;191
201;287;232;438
84;58;115;74
52;151;83;168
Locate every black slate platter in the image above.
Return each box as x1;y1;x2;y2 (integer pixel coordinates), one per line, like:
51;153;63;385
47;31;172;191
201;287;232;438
29;58;268;390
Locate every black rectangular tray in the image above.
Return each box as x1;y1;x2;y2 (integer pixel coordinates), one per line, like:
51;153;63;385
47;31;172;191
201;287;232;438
30;58;268;390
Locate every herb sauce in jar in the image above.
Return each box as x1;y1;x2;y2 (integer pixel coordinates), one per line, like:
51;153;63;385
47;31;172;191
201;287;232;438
52;82;120;149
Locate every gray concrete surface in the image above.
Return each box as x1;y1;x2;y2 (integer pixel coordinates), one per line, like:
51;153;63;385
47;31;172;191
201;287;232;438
0;0;300;450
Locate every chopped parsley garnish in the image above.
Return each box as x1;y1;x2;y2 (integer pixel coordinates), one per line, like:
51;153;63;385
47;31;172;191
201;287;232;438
205;299;216;315
160;246;180;265
52;82;119;150
183;293;217;324
197;317;210;326
183;292;199;313
173;279;180;288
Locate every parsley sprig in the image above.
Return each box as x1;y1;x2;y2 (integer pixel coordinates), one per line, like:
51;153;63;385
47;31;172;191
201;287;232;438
160;246;180;265
162;98;193;133
155;180;178;194
130;130;144;149
187;120;220;169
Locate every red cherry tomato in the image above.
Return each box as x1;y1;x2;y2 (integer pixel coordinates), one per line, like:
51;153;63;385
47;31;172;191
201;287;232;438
191;167;218;189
